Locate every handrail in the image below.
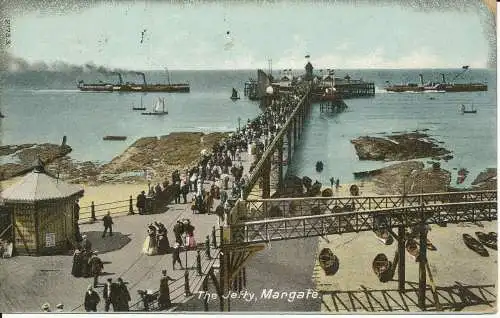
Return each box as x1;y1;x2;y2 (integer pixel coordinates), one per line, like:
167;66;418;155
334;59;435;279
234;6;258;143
243;190;498;203
238;200;498;226
80;198;130;209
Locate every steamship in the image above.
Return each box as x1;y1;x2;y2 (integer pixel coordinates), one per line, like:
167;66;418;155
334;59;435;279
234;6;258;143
385;67;487;93
77;71;190;93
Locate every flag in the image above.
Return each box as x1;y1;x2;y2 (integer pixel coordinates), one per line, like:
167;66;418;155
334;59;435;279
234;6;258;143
462;65;469;70
305;55;310;59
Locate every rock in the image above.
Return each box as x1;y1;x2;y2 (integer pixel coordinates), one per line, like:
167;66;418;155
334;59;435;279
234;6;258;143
322;188;333;197
471;168;497;190
281;175;304;197
0;143;72;180
360;161;451;195
351;131;451;161
302;176;313;190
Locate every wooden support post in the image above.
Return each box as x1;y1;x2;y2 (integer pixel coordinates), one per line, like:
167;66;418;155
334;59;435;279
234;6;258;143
184;270;192;296
398;225;406;292
287;129;292;165
238;269;243;291
212;226;217;248
262;159;271;199
418;211;428;310
219;251;225;312
219;226;223;247
128;195;134;215
297;112;301;140
293;117;297;146
203;276;209;312
196;250;202;276
232;271;238;291
243;267;246;288
91;201;96;222
277;141;283;190
205;235;212;260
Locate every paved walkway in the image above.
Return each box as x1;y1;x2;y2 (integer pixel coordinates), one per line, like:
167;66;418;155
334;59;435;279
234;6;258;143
0;149;255;313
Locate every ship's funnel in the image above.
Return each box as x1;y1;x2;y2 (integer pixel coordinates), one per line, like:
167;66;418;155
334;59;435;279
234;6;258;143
136;72;147;86
112;72;123;85
419;74;424;86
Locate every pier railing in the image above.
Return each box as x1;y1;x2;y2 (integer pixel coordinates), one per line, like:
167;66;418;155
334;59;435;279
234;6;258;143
229;200;498;243
235;190;497;222
79;185;180;223
79;197;136;223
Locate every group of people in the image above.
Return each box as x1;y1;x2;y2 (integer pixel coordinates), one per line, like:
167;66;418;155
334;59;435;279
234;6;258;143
71;235;104;288
83;277;131;312
143;221;170;256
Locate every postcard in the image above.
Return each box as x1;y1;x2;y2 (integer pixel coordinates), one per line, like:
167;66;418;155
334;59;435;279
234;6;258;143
0;0;496;314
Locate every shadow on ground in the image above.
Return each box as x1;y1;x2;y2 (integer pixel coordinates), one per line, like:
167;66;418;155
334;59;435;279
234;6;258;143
321;281;496;312
82;231;132;254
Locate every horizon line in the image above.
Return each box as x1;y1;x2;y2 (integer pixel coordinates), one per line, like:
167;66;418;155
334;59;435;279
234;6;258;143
7;67;495;73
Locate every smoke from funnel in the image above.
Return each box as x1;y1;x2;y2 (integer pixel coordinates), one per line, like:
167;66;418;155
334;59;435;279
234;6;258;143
5;54;132;74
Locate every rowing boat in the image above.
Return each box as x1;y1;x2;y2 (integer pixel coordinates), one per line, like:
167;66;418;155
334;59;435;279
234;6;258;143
463;233;489;257
318;248;339;276
372;253;391;282
475;231;497;250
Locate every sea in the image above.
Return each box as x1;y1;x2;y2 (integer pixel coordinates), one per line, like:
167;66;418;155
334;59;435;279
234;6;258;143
1;68;496;188
1;68;497;312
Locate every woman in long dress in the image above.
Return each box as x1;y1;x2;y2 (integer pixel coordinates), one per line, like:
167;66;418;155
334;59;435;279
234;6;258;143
142;225;158;256
185;221;196;249
71;249;82;277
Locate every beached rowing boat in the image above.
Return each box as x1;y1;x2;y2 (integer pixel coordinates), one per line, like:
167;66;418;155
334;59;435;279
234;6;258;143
475;231;497;250
463;233;489;257
372;253;391;282
318;248;339;276
406;239;420;262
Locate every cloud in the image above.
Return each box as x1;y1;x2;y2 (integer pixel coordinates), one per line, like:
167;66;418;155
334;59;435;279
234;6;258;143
307;47;487;69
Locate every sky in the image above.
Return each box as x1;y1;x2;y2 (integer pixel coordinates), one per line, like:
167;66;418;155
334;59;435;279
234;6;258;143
4;1;495;70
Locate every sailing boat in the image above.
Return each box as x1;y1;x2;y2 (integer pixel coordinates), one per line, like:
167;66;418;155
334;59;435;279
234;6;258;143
133;96;146;110
230;88;240;101
142;97;168;115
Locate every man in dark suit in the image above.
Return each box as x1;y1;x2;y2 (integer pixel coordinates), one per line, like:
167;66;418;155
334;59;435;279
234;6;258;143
136;191;146;215
102;212;113;237
103;278;119;312
172;243;183;270
84;285;100;312
116;277;131;311
88;253;104;288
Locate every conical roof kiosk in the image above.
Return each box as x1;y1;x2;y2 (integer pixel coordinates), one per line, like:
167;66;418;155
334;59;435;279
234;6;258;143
0;159;84;255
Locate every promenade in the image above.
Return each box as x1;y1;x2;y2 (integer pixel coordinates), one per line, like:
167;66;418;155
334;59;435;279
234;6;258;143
0;149;254;313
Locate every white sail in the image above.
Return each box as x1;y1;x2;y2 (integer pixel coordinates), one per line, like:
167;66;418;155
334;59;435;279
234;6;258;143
154;98;161;112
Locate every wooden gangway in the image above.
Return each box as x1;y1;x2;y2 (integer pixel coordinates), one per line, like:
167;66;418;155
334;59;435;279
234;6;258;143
236;190;497;222
230;199;497;244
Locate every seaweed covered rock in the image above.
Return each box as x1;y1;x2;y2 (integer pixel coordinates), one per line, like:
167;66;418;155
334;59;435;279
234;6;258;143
351;131;451;161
